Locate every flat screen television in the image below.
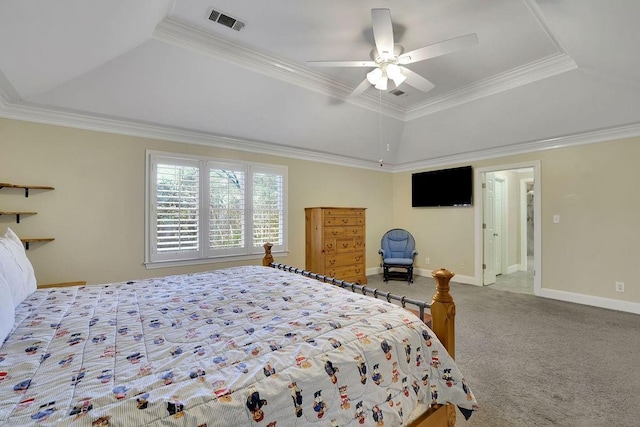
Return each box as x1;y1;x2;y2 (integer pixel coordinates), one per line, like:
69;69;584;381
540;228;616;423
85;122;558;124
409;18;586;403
412;166;473;207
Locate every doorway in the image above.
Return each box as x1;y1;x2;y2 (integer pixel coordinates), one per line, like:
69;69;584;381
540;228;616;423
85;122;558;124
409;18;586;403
474;162;541;295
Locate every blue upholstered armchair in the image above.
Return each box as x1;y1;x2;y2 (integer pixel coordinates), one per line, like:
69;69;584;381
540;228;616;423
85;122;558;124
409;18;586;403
379;228;418;283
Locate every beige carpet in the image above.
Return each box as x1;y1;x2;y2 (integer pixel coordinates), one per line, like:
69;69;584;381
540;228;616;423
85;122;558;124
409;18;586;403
365;274;640;426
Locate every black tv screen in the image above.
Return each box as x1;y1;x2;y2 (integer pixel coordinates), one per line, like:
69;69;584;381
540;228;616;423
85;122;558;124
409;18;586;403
412;166;473;207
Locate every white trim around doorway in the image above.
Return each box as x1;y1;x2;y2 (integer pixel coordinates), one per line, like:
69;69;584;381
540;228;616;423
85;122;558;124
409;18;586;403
474;161;542;295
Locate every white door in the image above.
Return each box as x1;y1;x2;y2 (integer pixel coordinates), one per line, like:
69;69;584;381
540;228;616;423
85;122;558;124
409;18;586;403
483;173;496;285
494;178;504;275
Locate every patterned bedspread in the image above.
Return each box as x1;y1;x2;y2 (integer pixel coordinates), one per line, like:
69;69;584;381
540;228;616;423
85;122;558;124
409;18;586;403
0;266;476;426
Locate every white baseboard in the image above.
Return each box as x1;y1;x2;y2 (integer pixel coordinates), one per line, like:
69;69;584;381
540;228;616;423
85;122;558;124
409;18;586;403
367;267;477;285
538;288;640;315
415;268;477;285
367;267;640;314
506;264;519;275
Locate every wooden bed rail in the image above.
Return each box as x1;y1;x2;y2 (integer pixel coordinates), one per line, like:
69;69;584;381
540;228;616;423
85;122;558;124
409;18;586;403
262;243;457;361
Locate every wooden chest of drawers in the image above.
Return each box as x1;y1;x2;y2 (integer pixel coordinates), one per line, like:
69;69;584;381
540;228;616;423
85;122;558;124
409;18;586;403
305;207;367;284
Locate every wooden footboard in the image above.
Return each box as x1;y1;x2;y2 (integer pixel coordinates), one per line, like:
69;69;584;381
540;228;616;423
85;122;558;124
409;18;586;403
413;403;457;427
263;244;458;427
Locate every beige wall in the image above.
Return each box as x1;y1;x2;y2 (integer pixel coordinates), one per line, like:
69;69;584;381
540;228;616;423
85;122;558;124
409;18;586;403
2;117;639;307
0;118;393;285
392;170;475;275
395;137;640;305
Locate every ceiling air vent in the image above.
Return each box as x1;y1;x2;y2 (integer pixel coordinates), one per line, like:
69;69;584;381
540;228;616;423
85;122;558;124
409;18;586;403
208;8;245;31
389;89;406;96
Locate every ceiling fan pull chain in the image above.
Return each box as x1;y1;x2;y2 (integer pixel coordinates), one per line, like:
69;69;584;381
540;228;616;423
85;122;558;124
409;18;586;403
379;90;384;167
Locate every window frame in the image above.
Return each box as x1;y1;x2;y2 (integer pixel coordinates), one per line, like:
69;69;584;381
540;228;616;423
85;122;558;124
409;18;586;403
145;150;287;268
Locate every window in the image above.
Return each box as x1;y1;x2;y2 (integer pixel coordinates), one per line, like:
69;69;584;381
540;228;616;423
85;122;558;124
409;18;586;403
146;151;286;266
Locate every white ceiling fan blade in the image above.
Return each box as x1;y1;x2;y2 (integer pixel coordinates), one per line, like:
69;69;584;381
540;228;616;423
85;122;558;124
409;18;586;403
401;67;435;93
398;33;478;64
307;60;376;68
371;8;394;58
349;78;372;98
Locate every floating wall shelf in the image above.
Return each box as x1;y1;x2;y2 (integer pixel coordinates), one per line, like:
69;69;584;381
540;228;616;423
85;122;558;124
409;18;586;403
0;211;37;223
20;237;55;250
1;182;55;249
0;183;55;198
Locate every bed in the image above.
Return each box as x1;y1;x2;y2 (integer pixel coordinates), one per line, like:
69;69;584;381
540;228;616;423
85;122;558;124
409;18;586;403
0;233;477;426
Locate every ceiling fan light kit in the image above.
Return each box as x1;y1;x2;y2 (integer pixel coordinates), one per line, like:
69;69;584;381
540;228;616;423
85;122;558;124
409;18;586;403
366;67;383;85
366;63;406;91
375;77;388;91
307;8;478;96
386;63;407;86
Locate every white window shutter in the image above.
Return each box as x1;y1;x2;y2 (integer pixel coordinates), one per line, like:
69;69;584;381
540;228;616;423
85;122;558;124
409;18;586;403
147;151;287;265
252;169;284;248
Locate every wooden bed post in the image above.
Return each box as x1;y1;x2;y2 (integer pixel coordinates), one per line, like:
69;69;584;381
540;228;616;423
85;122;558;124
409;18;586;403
431;268;456;359
262;242;274;266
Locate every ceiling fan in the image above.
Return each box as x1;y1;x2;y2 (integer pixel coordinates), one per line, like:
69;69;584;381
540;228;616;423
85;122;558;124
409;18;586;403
307;8;478;97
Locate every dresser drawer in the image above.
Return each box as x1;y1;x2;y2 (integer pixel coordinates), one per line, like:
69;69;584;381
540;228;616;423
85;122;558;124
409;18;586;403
335;238;358;254
323;237;356;255
324;216;364;227
344;227;365;237
324;228;345;238
323;239;337;254
325;265;366;282
325;251;365;268
322;208;365;218
323;236;364;254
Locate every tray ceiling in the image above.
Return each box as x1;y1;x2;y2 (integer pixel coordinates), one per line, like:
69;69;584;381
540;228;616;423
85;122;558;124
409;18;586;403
1;0;640;170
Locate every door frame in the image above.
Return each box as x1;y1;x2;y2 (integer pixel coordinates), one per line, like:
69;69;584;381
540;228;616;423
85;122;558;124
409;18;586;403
474;161;541;295
520;177;534;271
494;174;507;275
482;172;497;285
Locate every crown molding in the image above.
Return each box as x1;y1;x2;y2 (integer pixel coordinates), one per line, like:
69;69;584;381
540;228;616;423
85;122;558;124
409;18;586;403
154;16;578;124
403;0;577;120
405;53;577;120
3;89;639;175
2;92;639;174
390;121;640;172
0;68;19;104
523;0;569;53
0;96;384;170
153;17;406;120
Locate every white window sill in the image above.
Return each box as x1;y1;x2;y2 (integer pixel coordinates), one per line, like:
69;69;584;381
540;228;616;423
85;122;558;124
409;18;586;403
144;250;289;270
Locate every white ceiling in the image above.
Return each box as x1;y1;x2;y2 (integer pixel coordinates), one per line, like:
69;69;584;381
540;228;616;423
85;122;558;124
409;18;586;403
2;0;640;171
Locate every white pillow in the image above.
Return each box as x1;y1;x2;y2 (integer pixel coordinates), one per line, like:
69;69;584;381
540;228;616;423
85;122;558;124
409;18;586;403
0;273;15;343
0;228;37;307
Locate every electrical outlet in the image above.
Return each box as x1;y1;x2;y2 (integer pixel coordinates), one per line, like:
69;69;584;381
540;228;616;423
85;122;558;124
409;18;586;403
615;282;625;292
425;257;430;265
